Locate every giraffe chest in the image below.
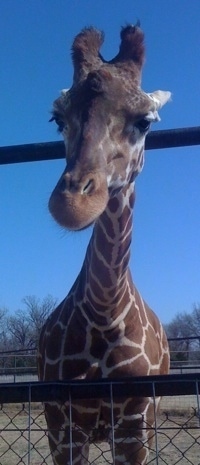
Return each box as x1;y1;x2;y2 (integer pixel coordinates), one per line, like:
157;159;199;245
41;292;166;381
43;320;154;381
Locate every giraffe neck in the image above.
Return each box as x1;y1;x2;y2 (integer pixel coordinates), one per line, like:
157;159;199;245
75;182;135;322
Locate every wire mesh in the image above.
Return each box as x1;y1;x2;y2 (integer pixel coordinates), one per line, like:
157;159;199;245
0;375;199;464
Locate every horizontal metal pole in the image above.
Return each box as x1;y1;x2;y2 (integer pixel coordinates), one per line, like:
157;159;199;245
0;373;200;403
0;126;200;165
168;336;200;342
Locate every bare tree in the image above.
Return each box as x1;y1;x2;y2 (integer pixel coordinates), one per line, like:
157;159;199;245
0;307;9;351
165;307;200;363
191;303;200;334
4;295;57;351
6;309;32;350
189;303;200;361
23;295;57;347
165;312;194;362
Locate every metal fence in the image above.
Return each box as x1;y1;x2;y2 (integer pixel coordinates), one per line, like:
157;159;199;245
0;349;38;383
0;374;200;465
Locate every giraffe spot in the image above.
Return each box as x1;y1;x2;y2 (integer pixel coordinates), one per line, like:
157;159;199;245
71;400;101;428
91;255;113;288
63;325;86;355
102;402;121;423
62;358;90;378
90;328;108;359
46;324;65;360
45;361;61;380
114;237;131;267
118;207;132;234
106;345;141;368
124;313;144;344
101;210;115;239
45;402;65;432
95;230;113;264
129;190;135;208
104;328;119;343
138;146;144;169
82;300;108;325
123;397;146;417
60;309;88;356
108;288;121;300
109;197;120;213
59;295;75;325
87;365;103;378
160;351;170;374
109;354;149;378
86;276;103;299
144;327;161;366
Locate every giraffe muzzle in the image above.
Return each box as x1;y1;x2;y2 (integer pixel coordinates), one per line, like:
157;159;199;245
49;170;109;230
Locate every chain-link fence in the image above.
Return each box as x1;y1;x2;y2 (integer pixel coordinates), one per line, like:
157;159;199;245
0;374;200;464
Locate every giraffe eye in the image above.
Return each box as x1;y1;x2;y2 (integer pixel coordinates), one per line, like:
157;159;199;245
55;118;65;133
49;115;66;133
135;118;150;133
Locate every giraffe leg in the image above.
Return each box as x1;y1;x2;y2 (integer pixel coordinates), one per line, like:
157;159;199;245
44;402;90;465
48;427;90;465
111;433;150;465
109;423;155;465
108;399;156;465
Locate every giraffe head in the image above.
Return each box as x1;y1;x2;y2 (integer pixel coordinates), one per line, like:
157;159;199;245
49;25;171;230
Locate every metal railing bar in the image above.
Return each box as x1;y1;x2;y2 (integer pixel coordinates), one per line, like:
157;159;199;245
195;379;200;427
152;382;159;465
168;336;200;342
0;373;200;403
0;348;37;355
0;126;200;165
110;382;115;463
28;384;31;465
69;388;73;465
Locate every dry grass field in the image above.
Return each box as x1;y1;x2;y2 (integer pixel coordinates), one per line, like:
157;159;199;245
0;396;200;465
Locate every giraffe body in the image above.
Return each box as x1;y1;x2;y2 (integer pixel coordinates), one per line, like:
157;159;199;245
38;24;170;465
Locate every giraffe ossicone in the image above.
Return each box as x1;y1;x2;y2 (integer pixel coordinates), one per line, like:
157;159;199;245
38;24;171;465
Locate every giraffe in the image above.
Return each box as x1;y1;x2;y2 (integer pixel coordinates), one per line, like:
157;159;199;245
38;24;171;465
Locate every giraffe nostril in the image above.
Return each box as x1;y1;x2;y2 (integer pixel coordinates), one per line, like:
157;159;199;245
58;175;94;194
81;179;95;195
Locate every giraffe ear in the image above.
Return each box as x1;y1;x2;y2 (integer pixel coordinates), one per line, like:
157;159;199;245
145;110;161;123
60;89;69;96
147;90;172;110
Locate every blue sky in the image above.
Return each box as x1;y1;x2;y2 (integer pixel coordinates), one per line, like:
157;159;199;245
0;0;200;324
